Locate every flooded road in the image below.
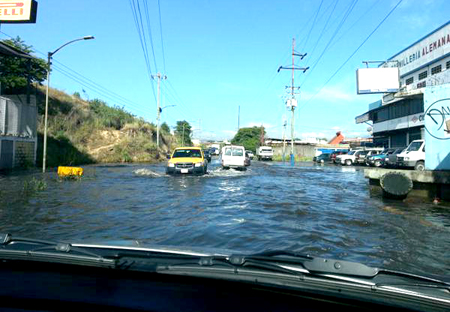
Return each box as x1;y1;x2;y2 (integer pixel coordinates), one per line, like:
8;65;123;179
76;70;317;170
1;159;450;276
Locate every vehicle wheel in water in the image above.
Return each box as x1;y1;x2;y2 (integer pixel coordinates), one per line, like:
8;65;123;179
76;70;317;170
345;159;352;166
374;160;381;167
414;161;425;171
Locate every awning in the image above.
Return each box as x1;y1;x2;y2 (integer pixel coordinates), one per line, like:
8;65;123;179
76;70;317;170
0;41;32;58
355;112;370;124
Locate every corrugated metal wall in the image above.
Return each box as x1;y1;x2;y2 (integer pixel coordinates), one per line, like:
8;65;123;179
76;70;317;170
0;96;37;169
0;96;36;138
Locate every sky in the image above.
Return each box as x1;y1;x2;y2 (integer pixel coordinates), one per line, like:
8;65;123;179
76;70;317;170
1;0;449;141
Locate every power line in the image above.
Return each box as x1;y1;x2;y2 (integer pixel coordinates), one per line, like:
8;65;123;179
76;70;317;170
300;0;359;87
303;0;339;68
52;64;149;116
299;0;324;52
157;0;166;74
0;30;150;118
129;0;157;102
142;0;158;73
299;0;404;110
327;0;379;51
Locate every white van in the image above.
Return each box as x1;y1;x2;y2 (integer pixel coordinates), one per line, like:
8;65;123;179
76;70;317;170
221;145;246;170
397;140;425;170
256;146;273;161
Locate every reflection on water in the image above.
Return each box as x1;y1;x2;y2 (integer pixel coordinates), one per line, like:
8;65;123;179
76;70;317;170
1;161;450;276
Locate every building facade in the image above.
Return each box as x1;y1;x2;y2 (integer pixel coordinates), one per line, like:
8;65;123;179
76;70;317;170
356;21;450;148
0;42;38;170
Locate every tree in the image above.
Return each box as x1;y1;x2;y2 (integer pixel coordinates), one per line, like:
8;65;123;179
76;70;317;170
160;122;171;134
231;126;265;152
174;120;192;146
0;37;47;94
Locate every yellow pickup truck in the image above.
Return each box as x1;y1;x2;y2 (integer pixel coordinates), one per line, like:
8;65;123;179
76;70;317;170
166;147;208;175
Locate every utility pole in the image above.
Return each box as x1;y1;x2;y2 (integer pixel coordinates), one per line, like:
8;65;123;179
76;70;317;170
152;73;167;148
277;38;309;166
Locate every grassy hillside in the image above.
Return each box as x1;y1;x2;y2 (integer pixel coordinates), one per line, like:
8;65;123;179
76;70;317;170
34;85;173;167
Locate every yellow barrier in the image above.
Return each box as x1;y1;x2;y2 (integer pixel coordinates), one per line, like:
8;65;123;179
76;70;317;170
57;166;84;178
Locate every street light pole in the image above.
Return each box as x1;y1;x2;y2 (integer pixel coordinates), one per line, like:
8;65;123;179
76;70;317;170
43;36;94;173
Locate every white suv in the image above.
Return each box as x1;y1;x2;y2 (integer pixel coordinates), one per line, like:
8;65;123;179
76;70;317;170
337;150;365;166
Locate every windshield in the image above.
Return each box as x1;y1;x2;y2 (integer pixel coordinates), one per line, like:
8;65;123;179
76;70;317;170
173;149;202;158
232;148;244;156
1;0;449;293
406;141;423;152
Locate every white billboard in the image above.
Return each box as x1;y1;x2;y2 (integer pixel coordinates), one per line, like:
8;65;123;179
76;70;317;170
383;22;450;77
356;67;400;94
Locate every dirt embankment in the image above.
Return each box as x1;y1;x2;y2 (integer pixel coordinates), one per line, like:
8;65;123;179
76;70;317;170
35;86;174;167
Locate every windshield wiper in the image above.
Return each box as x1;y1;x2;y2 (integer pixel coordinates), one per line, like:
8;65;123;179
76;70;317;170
0;234;116;268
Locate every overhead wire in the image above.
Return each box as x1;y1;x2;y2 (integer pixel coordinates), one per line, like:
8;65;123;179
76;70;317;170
300;0;359;87
298;0;404;110
0;30;150;118
142;0;159;73
157;0;167;74
299;0;324;52
303;0;339;68
129;0;157;102
52;64;149;116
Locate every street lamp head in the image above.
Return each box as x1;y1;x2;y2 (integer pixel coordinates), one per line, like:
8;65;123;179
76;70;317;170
83;36;95;40
277;66;283;73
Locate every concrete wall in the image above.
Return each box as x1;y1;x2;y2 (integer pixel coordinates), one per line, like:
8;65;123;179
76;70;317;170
272;144;316;157
271;144;350;158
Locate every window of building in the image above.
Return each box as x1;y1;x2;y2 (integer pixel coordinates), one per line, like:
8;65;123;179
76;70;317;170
447;60;450;69
409;98;424;114
405;77;414;85
409;128;422;142
418;71;427;80
431;65;442;75
374;107;389;123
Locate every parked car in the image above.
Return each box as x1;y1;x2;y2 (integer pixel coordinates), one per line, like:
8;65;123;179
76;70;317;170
384;147;405;168
366;148;395;167
166;147;208;175
256;146;273;161
246;150;254;160
221;145;247;170
353;149;384;165
203;150;212;163
315;153;331;163
397;140;426;170
330;151;347;164
337;150;371;166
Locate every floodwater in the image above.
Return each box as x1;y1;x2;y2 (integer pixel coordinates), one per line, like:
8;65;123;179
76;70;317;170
1;159;450;277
